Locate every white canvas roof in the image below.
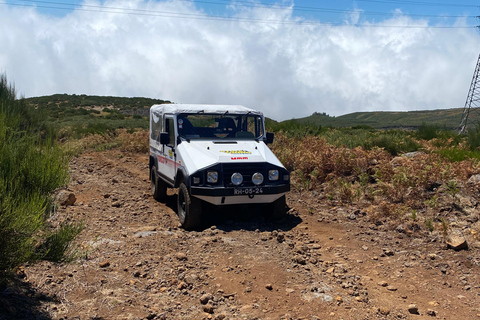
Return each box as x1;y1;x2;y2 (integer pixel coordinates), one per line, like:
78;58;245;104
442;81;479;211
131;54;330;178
150;104;263;116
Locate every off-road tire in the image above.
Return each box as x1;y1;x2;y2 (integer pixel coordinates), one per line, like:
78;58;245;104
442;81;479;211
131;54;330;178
264;195;287;220
151;166;167;201
177;183;202;230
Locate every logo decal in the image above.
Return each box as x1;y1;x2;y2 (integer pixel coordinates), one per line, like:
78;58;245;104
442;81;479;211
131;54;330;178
220;150;252;155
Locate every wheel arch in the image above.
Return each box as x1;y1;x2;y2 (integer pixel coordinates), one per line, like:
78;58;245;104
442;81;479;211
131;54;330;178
174;166;189;188
149;155;157;180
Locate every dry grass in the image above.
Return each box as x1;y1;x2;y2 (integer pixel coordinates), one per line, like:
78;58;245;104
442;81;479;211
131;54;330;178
65;129;149;155
272;133;480;236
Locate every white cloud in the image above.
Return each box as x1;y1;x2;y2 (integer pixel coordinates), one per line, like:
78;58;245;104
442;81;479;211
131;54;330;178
0;0;479;121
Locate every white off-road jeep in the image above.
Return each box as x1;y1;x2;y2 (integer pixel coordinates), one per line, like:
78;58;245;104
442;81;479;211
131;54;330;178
149;104;290;229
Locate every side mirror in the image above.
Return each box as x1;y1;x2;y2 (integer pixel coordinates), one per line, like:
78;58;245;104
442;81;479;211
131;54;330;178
266;132;274;144
160;132;170;145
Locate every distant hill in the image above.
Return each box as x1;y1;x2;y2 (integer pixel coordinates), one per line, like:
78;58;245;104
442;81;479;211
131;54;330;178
24;94;478;131
293;108;474;130
25;94;171;117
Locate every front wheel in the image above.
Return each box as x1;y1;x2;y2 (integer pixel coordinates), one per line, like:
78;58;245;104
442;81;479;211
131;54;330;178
264;195;287;221
177;183;202;230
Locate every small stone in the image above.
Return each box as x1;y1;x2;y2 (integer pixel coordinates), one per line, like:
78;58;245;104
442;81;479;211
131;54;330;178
427;309;437;317
200;293;213;304
293;256;306;265
387;285;397;291
177;281;187;290
285;288;295;293
175;252;188;261
99;261;110;268
408;304;419;314
378;281;388;287
446;229;468;251
112;201;122;208
396;225;406;233
379;307;390;315
383;249;394;256
468;174;480;185
203;303;215;314
265;284;273;290
56;190;76;206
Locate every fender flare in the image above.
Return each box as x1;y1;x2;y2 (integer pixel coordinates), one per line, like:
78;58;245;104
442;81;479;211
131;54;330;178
174;166;189;188
149;155;157;180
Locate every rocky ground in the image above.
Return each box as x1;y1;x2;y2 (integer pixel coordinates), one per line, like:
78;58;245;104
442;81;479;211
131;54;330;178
1;150;480;320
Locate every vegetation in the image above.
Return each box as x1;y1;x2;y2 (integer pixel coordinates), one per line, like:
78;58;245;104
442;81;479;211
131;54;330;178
24;94;170;139
16;93;480;245
291;108;477;129
0;75;81;280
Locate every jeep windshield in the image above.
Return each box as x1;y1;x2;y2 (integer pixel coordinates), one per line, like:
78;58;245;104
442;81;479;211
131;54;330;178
177;113;265;140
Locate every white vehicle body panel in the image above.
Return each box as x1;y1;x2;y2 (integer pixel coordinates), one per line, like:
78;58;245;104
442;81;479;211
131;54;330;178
177;140;284;176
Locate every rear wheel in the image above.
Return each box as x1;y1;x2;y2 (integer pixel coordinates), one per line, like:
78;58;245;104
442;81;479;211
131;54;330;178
177;183;202;230
151;166;167;201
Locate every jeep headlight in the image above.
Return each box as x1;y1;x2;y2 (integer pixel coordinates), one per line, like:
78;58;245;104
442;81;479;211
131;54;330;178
207;171;218;184
231;172;243;186
268;170;279;181
252;172;264;185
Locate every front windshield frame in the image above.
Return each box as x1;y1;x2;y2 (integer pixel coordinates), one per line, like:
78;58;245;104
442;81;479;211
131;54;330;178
176;113;265;141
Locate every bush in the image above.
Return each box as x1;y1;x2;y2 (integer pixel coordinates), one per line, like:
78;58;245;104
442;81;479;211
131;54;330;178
417;122;438;140
0;74;81;277
467;122;480;151
322;128;419;156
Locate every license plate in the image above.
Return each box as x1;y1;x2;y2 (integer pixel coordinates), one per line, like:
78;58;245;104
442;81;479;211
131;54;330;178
234;187;264;195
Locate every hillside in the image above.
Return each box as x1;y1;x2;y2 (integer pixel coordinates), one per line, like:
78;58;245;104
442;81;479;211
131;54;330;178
294;108;474;130
24;94;476;131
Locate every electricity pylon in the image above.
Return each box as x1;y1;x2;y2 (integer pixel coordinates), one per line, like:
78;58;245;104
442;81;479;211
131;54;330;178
458;53;480;134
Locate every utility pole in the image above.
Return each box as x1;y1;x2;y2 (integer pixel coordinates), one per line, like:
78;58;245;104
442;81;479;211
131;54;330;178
458;53;480;134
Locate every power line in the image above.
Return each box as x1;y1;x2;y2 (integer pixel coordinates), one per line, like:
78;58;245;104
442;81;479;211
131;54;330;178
195;0;478;10
10;0;478;18
187;0;476;19
344;0;477;8
2;0;477;28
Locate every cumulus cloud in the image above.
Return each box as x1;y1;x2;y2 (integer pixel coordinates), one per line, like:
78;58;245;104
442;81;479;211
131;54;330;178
0;0;479;120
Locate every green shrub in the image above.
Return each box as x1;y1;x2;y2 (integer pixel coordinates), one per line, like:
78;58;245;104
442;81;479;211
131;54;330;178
40;222;83;262
467;122;480;151
417;122;438;140
0;74;81;276
436;148;480;162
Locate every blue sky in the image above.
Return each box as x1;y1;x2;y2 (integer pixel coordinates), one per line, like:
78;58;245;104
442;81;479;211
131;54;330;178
1;0;480;120
5;0;478;25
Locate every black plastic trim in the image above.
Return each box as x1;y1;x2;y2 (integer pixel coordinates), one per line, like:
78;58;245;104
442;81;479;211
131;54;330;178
190;184;290;197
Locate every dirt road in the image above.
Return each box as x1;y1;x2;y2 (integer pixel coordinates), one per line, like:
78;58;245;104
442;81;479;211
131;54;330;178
7;150;480;319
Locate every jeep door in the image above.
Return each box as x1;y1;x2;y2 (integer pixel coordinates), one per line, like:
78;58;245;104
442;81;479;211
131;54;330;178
158;115;177;185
